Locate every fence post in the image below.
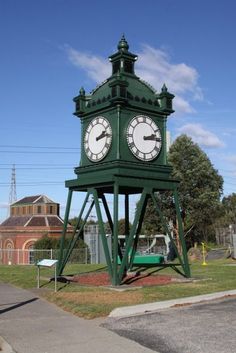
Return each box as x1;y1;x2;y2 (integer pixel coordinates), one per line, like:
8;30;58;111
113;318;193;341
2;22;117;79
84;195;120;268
50;249;53;259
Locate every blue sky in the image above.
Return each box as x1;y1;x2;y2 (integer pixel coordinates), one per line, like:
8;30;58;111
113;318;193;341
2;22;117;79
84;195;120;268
1;0;236;222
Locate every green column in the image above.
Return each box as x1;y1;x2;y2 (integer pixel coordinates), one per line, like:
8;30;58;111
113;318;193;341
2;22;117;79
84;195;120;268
118;188;149;280
57;189;73;275
124;194;129;269
112;182;119;285
101;193;123;262
150;191;185;270
61;191;90;267
129;193;148;269
91;188;113;279
173;188;191;278
60;197;95;273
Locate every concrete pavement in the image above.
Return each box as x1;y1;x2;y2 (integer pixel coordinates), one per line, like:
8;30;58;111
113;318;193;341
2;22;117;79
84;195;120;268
1;282;236;353
0;283;155;353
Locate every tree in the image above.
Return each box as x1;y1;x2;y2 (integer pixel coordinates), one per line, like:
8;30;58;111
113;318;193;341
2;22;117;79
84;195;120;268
104;218;132;235
34;234;58;249
222;193;236;222
34;234;89;263
34;234;86;250
216;193;236;227
143;135;223;245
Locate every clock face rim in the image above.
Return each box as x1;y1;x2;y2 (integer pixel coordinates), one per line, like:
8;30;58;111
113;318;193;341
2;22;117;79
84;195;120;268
126;115;162;161
84;116;112;162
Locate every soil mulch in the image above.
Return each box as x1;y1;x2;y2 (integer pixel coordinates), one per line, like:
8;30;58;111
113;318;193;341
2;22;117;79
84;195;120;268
71;271;175;287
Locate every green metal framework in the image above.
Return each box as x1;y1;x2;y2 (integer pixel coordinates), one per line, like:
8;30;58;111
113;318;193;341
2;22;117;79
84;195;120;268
57;177;191;286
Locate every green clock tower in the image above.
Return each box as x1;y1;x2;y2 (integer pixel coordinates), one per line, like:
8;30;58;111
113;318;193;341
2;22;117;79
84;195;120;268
58;36;190;285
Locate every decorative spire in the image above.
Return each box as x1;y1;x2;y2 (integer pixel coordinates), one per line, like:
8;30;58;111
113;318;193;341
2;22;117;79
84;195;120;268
161;83;168;93
117;34;129;52
79;86;85;96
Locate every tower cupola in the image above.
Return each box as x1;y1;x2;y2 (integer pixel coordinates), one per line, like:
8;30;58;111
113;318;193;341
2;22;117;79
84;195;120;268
109;35;137;76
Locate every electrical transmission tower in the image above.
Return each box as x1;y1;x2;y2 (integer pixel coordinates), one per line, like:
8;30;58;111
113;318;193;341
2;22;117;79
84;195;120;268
9;164;17;207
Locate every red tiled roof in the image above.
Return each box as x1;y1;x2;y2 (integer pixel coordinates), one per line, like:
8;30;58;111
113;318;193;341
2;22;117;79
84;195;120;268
1;216;31;227
27;217;46;227
12;195;57;206
0;215;66;228
47;216;64;226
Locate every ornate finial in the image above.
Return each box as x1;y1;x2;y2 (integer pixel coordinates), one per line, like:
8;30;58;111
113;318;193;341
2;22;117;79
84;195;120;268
117;34;129;52
79;87;85;96
161;83;168;93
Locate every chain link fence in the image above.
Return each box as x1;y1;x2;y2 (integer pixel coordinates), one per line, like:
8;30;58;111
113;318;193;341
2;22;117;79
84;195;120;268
0;248;89;265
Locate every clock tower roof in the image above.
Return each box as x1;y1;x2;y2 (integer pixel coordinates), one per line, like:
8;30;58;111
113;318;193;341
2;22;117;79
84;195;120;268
73;37;174;117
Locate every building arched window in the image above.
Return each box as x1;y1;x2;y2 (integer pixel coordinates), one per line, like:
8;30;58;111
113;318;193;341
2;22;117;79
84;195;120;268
6;240;14;263
28;244;35;264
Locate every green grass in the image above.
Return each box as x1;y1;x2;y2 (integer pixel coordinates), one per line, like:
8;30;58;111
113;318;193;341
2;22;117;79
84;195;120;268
0;263;105;289
0;259;236;318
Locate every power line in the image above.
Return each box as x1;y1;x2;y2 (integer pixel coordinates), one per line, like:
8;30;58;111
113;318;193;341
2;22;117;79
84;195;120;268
0;167;73;170
0;151;79;154
0;145;80;150
0;182;64;187
0;163;74;166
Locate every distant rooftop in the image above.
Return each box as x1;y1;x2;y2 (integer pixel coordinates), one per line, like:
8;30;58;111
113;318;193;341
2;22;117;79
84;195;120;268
12;195;57;206
1;215;64;227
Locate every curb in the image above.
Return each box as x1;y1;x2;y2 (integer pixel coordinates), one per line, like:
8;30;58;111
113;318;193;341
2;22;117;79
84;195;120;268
109;289;236;318
0;336;16;353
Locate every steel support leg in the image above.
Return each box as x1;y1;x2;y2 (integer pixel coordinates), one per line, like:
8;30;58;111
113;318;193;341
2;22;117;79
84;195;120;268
91;188;113;279
60;198;95;273
100;193;123;262
57;189;73;274
173;188;191;277
118;188;149;281
129;192;148;269
59;191;90;272
150;191;185;272
112;183;119;285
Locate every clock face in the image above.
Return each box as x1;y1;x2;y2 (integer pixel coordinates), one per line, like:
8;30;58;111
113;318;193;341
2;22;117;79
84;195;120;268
126;115;162;161
84;117;112;162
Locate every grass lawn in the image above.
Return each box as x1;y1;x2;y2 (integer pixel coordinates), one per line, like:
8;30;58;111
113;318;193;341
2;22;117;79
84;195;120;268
0;259;236;319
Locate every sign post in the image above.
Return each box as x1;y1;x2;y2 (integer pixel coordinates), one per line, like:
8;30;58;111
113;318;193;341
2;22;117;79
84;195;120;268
37;259;58;292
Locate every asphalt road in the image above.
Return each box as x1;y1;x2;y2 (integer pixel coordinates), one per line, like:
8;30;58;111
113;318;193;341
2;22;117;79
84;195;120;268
103;297;236;353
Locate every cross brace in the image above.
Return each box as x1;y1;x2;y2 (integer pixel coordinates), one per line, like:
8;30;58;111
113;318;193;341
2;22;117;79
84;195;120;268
57;184;191;285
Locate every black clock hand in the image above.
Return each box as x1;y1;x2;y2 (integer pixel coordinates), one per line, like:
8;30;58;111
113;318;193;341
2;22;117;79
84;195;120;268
96;130;109;141
143;134;161;142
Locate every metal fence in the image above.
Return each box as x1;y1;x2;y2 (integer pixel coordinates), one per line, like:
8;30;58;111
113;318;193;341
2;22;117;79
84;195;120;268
0;248;89;265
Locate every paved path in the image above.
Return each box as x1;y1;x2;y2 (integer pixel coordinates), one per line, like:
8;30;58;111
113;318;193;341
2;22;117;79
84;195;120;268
104;296;236;353
0;283;155;353
1;282;236;353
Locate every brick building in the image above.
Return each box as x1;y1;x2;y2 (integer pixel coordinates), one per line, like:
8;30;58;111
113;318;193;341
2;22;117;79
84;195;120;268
0;195;69;264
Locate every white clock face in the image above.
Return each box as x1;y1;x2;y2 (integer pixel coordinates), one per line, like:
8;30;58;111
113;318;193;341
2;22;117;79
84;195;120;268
84;117;112;162
127;115;162;161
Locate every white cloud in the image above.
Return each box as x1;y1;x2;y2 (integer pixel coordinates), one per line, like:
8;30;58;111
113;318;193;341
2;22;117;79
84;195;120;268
136;45;202;95
65;43;203;114
66;45;110;82
178;123;225;148
172;96;195;114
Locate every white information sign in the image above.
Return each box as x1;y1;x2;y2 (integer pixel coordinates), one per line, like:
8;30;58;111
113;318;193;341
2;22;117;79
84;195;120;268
37;259;58;267
36;259;58;292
